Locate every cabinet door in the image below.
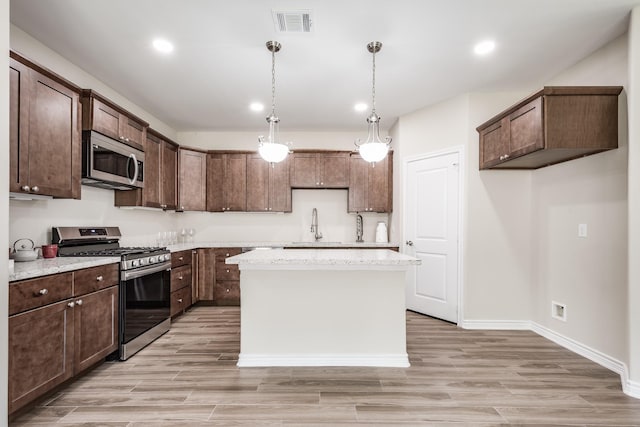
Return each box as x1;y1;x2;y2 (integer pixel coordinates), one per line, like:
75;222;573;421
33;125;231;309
348;154;367;212
290;153;318;187
246;154;269;211
91;98;121;141
161;141;178;210
479;118;509;169
121;117;145;150
9;300;74;414
225;154;247;211
206;153;224;212
143;133;162;208
9;59;30;194
171;286;192;317
74;286;118;373
28;69;81;198
196;248;216;301
178;148;207;211
508;96;544;158
367;154;392;212
270;156;292;212
320;152;349;188
214;281;240;305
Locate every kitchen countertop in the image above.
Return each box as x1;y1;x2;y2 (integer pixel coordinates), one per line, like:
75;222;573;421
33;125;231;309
9;256;120;282
8;242;402;282
226;248;420;271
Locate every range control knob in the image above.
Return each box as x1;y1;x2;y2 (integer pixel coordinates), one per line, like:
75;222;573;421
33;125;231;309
139;258;148;266
131;259;140;267
149;256;157;264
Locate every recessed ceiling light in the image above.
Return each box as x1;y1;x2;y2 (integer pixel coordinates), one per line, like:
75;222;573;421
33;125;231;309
152;38;174;54
249;102;264;112
474;40;495;56
354;103;368;112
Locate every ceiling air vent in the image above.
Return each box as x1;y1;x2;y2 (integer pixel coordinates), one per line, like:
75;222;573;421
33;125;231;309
272;10;313;33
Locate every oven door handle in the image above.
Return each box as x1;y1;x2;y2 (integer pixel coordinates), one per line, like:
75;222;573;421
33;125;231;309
121;263;171;281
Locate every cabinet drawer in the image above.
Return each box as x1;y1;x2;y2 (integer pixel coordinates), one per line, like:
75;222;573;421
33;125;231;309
171;250;192;267
214;280;240;305
215;263;239;281
74;263;119;296
9;273;73;316
171;265;192;292
171;286;192;316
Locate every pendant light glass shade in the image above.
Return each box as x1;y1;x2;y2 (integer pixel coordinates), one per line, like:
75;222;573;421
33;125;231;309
355;41;391;163
258;41;291;164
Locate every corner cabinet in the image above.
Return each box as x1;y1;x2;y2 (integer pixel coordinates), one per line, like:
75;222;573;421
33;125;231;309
348;152;393;213
178;148;207;211
115;129;178;210
477;86;622;170
9;52;82;199
246;154;292;212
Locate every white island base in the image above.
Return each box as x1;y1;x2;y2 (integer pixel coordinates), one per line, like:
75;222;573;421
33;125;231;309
227;249;420;368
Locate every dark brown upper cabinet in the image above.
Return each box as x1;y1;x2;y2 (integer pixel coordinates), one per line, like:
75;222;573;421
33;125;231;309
348;152;393;213
114;129;178;210
207;152;247;212
477;86;623;170
246;154;292;212
81;89;148;152
290;151;350;188
9;52;82;199
178;147;207;211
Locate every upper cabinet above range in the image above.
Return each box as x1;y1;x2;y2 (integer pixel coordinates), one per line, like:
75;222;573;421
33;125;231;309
290;151;350;188
81;90;149;151
9;51;82;199
477;86;623;170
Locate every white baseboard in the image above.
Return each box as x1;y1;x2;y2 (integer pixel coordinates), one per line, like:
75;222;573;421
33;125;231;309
459;319;531;330
237;353;410;368
460;319;639;399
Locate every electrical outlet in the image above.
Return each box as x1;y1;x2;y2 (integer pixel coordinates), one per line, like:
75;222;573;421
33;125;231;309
578;223;588;238
551;301;567;321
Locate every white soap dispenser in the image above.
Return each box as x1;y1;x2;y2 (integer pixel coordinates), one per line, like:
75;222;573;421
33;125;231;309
375;222;388;243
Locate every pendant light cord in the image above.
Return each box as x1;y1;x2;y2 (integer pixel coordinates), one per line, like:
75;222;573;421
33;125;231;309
371;46;376;114
271;48;277;116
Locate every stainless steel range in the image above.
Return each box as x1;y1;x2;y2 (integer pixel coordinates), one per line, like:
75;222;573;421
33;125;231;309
53;226;171;360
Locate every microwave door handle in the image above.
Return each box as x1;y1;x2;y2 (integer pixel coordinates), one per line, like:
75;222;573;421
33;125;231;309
128;153;139;185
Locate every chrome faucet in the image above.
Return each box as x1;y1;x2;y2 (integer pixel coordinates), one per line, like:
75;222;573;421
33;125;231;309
311;208;323;241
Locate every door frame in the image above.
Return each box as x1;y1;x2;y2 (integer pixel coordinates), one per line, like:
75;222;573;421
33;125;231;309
402;146;465;325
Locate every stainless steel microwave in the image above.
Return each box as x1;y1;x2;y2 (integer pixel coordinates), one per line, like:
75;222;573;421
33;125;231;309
82;131;144;190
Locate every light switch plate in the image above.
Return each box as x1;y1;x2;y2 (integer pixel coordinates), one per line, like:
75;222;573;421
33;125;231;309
578;223;588;238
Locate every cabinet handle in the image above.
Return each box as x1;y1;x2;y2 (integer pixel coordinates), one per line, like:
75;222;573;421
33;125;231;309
225;253;230;257
120;136;125;140
226;288;230;293
265;208;268;211
177;298;183;303
269;207;272;211
179;276;183;280
96;275;103;282
125;138;130;142
36;288;48;296
179;257;183;261
21;185;30;192
76;299;83;306
316;182;320;185
226;269;230;273
161;204;167;209
31;186;39;193
68;301;75;308
320;182;324;186
504;154;510;159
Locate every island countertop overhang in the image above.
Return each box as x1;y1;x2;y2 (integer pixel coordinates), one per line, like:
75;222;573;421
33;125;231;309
226;248;420;271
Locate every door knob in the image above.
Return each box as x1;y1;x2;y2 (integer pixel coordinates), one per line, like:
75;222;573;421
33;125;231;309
405;240;414;246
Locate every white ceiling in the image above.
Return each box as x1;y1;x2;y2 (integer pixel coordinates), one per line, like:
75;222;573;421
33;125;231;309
9;0;640;132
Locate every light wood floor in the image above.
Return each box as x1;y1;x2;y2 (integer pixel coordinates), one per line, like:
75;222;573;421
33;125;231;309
11;306;640;426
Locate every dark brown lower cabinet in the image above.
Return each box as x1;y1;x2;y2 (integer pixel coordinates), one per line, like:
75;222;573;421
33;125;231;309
9;266;119;415
214;248;241;306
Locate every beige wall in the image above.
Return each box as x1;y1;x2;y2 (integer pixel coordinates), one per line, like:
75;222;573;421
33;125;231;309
532;34;629;364
628;6;640;387
1;0;9;420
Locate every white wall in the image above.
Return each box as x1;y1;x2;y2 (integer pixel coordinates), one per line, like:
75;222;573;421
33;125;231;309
532;34;629;366
1;0;10;421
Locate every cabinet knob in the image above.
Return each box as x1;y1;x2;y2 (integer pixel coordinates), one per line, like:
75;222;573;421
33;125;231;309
265;208;268;211
269;207;272;211
225;253;230;257
226;269;230;273
31;186;39;193
179;257;184;261
178;276;183;280
96;275;103;282
316;182;320;186
21;185;30;192
320;182;324;186
161;204;167;209
125;138;130;142
36;288;48;296
76;299;83;306
67;301;75;308
177;298;183;303
226;288;230;293
120;136;125;140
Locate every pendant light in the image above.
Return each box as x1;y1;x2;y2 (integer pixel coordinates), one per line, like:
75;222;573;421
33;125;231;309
355;41;391;163
258;40;291;164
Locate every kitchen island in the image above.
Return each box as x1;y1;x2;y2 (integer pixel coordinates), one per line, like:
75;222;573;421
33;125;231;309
226;249;420;368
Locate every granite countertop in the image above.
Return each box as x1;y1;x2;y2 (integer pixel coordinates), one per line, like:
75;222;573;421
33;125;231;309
9;257;120;282
8;241;403;281
225;248;420;270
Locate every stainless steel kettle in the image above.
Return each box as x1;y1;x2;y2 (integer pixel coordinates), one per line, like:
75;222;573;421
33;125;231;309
12;238;38;262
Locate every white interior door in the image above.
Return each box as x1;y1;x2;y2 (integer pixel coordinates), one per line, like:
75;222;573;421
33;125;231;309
404;150;461;323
